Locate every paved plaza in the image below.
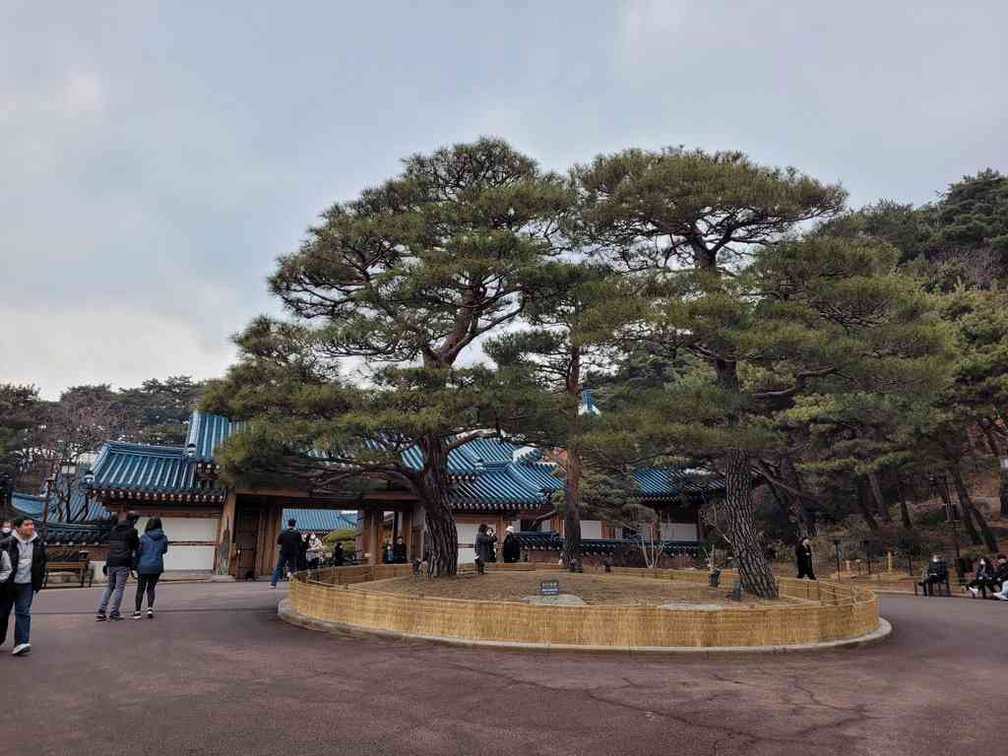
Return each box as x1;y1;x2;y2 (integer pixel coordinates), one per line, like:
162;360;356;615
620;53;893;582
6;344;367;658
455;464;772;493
9;582;1006;755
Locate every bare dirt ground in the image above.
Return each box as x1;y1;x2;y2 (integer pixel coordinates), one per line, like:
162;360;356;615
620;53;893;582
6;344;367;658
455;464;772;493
355;571;793;606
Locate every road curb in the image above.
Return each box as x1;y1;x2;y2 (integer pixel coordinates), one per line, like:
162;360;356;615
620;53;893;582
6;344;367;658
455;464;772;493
278;599;892;656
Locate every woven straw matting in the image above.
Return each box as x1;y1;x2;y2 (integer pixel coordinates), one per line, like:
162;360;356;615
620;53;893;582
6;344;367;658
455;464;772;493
288;564;878;648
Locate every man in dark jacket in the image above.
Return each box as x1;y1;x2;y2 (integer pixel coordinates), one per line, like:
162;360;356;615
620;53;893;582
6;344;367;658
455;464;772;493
96;511;140;621
1;516;48;655
332;541;345;567
796;538;816;580
271;519;302;588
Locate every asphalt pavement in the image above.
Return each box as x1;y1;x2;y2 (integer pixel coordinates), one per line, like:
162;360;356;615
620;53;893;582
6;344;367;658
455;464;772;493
6;582;1007;756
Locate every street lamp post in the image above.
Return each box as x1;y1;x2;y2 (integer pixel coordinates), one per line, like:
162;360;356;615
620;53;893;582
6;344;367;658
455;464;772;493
42;474;55;540
80;469;95;521
0;472;13;521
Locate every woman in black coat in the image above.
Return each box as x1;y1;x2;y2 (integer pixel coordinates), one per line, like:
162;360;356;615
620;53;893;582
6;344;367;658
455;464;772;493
796;538;816;580
502;526;521;563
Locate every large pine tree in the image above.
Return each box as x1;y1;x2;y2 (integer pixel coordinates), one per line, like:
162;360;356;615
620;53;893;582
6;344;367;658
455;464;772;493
203;139;571;576
572;148;946;597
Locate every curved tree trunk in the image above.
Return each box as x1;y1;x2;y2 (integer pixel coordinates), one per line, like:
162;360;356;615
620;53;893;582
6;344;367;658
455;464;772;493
417;434;458;577
931;472;980;545
724;449;778;599
895;473;913;529
854;477;880;531
868;471;893;525
949;461;998;553
781;457;816;537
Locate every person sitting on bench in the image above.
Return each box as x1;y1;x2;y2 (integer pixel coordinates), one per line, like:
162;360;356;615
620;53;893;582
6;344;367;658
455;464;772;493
990;554;1008;600
919;554;949;596
965;557;996;597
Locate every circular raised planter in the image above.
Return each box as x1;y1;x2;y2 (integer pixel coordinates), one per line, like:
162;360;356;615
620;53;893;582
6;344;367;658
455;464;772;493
280;564;887;653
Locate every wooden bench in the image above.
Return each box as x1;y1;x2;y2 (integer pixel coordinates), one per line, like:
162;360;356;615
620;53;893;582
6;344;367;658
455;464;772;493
44;552;92;588
914;574;950;597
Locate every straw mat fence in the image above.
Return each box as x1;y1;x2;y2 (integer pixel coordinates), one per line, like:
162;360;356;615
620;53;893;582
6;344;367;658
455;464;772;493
288;564;878;648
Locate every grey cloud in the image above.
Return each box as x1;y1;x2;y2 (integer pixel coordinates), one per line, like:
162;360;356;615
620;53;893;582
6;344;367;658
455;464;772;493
1;0;1005;397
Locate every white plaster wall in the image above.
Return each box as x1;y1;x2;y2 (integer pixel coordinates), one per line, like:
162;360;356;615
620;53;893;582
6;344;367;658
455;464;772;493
456;522;480;564
580;520;603;539
135;515;218;571
660;522;698;542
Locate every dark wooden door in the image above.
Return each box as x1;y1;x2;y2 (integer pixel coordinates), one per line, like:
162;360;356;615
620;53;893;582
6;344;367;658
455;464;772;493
233;506;260;580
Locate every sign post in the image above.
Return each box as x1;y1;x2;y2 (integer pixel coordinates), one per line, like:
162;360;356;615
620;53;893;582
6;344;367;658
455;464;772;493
539;579;560;596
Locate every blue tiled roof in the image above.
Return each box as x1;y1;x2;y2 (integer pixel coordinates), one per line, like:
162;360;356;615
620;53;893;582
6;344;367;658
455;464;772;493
12;491;112;524
91;441;225;500
282;508;356;532
516;531;703;556
633;467;724;499
185;411;247;462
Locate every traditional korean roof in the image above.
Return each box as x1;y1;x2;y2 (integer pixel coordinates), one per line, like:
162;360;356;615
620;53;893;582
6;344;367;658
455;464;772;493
43;521;114;546
282;508;356;533
632;467;725;500
515;531;703;557
12;491;112;523
91;441;225;503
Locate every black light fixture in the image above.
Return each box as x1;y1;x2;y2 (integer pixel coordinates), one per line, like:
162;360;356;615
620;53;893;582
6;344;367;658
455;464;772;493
185;442;197;461
82;469;95;488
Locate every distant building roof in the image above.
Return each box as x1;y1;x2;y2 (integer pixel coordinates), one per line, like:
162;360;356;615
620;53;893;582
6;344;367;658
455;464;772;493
282;509;356;532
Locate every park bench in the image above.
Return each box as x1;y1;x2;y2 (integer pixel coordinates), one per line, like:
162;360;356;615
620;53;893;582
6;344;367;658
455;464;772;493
44;551;93;588
913;573;950;597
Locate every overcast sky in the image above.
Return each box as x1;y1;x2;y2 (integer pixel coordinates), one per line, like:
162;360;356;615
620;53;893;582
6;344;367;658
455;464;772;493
2;1;1005;398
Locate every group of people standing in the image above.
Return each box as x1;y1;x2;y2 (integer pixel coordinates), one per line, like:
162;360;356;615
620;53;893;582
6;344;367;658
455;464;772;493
95;511;169;621
473;524;521;574
270;519;347;587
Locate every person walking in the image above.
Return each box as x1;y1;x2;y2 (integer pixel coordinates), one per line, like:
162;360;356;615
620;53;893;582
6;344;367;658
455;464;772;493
502;526;520;563
474;523;495;575
271;519;302;588
97;511;139;621
132;517;168;620
796;538;816;580
1;517;47;656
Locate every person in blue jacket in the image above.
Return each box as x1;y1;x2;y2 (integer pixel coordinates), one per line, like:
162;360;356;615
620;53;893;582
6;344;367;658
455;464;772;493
133;518;168;620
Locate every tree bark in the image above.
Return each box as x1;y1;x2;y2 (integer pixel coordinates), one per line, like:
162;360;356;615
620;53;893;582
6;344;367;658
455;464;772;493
561;448;583;566
949;461;998;553
560;345;583;566
931;473;981;545
868;471;893;525
780;457;816;537
975;419;1008;517
417;434;458;577
854;477;880;531
894;473;913;529
723;449;779;598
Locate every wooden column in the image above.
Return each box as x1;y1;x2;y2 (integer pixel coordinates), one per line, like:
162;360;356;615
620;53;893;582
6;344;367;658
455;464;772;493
215;490;237;575
401;507;413;561
367;508;380;565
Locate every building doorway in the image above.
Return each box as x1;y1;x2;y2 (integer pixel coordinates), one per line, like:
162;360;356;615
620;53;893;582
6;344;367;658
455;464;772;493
233;506;260;580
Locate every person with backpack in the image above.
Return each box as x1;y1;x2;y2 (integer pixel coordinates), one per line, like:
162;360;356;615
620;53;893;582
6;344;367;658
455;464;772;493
132;517;168;619
96;511;139;621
